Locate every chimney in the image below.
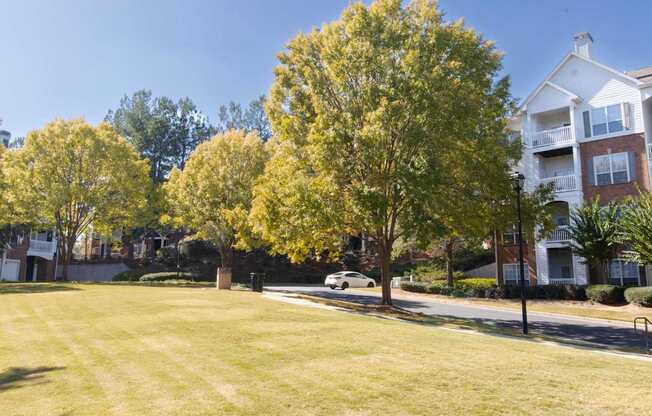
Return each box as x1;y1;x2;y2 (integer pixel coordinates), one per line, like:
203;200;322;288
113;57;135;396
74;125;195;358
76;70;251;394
574;32;593;59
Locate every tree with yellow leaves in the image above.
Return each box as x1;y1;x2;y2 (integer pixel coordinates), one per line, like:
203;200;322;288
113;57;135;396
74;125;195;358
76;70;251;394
163;130;269;277
253;0;516;305
2;119;150;279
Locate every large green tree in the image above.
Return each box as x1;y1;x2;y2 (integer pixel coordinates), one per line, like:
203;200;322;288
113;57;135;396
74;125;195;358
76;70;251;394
106;90;212;182
569;198;620;284
164;130;269;272
2;119;150;279
215;95;272;141
252;0;515;305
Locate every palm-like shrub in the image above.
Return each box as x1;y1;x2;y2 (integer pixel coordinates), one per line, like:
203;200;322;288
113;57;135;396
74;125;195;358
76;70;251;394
568;199;620;284
620;192;652;264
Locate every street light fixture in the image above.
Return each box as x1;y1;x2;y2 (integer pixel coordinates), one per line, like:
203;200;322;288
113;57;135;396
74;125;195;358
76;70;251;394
511;171;528;335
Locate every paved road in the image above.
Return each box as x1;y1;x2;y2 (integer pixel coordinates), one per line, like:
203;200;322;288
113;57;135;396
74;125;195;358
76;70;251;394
266;285;649;352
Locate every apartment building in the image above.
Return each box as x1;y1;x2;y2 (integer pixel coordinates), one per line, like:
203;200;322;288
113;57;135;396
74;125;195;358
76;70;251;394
0;131;58;281
0;227;58;281
497;32;652;287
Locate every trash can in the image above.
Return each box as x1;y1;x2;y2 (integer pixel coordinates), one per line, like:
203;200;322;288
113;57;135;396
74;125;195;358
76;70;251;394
250;272;265;292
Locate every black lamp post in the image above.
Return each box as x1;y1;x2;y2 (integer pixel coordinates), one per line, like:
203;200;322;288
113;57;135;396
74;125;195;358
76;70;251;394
512;171;529;335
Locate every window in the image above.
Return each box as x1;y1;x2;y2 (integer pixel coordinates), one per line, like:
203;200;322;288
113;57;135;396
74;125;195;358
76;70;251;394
30;230;53;242
593;152;629;186
608;259;640;286
591;104;624;136
560;265;573;280
502;225;525;245
503;263;530;286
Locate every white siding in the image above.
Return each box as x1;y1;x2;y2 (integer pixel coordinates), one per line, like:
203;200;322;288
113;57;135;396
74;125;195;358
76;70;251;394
572;254;588;285
550;56;644;138
527;84;572;114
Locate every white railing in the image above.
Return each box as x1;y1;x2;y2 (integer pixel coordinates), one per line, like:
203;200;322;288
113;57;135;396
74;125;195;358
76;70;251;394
548;277;576;285
548;226;571;242
540;174;577;192
28;239;56;253
529;126;574;148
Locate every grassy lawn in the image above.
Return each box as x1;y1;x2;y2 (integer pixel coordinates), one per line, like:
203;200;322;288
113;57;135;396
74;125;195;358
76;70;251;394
1;284;651;415
360;287;652;323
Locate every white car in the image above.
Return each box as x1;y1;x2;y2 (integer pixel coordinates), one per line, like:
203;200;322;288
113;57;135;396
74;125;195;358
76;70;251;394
324;271;376;290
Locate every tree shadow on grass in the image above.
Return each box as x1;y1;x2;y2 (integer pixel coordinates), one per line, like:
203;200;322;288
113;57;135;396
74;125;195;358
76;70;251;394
0;366;65;392
0;283;80;295
272;288;650;355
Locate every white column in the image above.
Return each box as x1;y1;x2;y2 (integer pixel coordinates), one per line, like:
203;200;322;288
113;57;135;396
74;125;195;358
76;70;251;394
535;241;549;285
572;254;588;285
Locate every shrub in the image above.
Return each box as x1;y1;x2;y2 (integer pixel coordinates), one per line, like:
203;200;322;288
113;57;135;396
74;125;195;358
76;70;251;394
408;264;465;282
139;272;200;282
454;278;495;291
451;289;467;298
427;281;446;294
400;282;428;293
624;287;652;307
586;285;624;305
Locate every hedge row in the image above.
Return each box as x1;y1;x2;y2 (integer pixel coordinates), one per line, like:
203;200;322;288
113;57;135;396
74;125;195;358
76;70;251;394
139;272;201;282
586;285;625;305
624;286;652;307
400;280;587;300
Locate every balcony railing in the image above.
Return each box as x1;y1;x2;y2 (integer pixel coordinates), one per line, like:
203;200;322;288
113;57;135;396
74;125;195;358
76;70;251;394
540;174;577;192
28;239;56;253
548;226;571;242
548;277;575;285
529;126;574;148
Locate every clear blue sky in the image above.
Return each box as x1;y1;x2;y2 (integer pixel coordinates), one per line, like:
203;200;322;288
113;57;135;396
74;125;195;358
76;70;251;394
2;0;652;138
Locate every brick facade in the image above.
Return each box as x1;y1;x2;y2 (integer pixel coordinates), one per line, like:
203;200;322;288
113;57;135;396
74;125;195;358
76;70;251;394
580;133;650;203
495;236;538;285
4;237;56;282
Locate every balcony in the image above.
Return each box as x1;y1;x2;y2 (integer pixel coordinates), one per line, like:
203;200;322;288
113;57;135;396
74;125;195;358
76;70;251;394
540;174;577;192
29;239;55;252
529;126;574;148
548;226;571;243
548;277;576;285
27;240;56;260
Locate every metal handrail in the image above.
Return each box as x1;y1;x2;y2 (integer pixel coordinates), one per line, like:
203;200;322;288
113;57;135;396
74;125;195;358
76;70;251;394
634;317;651;354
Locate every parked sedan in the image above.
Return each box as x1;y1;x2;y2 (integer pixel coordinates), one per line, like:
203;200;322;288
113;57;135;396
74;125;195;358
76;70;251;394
324;271;376;290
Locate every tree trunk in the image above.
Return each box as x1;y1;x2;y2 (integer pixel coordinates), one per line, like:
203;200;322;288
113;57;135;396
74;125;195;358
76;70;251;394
127;242;134;260
445;238;455;287
378;240;392;306
217;245;234;290
602;260;610;285
220;245;234;269
62;236;76;281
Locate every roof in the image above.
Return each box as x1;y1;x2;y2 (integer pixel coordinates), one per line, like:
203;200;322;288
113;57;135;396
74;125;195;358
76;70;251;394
518;52;643;113
626;66;652;83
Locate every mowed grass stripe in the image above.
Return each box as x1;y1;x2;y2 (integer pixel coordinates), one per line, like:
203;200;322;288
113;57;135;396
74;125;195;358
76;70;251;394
36;287;240;415
0;284;651;416
77;292;248;414
0;293;95;415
